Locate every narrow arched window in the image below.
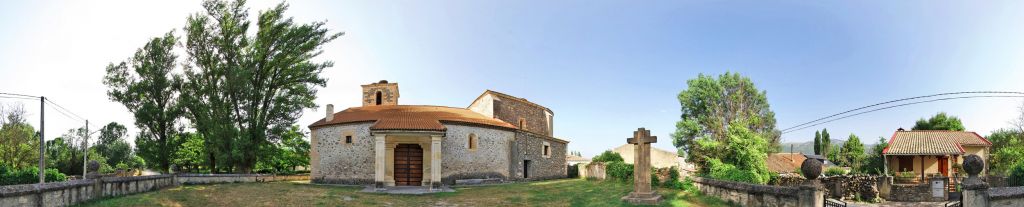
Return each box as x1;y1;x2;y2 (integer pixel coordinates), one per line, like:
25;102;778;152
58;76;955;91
375;91;383;105
468;133;477;150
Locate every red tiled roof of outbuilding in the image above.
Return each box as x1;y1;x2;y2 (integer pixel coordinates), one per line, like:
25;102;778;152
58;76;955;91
882;130;992;155
308;105;518;131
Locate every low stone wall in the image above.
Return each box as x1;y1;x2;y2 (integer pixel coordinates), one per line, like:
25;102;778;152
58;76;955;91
580;163;606;180
692;177;818;207
820;175;879;201
888;177;948;202
988;186;1024;207
176;174;309;185
0;175;176;207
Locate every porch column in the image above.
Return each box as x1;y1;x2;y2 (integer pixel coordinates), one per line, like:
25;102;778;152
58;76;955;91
883;154;888;175
430;135;443;189
386;143;397;186
374;134;386;189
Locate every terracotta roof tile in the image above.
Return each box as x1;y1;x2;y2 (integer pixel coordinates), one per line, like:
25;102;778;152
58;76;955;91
308;105;518;131
767;153;807;173
883;130;992;155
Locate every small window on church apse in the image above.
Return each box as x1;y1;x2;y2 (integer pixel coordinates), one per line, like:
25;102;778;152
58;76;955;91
518;118;526;129
342;130;354;145
345;136;352;144
468;133;478;151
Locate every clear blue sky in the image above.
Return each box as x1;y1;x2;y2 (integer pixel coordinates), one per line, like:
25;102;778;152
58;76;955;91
1;1;1023;157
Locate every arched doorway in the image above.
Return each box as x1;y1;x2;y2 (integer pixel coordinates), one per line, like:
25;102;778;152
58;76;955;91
393;144;423;186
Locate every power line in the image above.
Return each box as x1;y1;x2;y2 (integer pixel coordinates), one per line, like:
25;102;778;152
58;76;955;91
0;92;40;98
780;91;1024;133
781;95;1024;134
0;94;39;101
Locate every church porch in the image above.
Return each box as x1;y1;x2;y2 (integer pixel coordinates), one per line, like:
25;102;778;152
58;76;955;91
373;130;444;190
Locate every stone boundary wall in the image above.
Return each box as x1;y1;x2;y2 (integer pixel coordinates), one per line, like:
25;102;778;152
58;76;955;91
0;175;176;207
988;186;1024;207
176;174;309;185
580;162;606;180
692;177;806;207
0;174;309;207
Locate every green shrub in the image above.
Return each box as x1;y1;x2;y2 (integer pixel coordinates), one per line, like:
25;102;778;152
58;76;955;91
592;151;624;163
824;167;846;176
680;176;698;193
707;159;769;184
662;166;681;188
0;167;67;185
605;161;634;182
896;171;916;178
1009;161;1024;186
651;170;660;186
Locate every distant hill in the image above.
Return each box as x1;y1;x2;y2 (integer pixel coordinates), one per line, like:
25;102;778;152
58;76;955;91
779;139;876;156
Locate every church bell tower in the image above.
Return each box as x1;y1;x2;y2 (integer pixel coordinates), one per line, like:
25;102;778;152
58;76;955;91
361;80;399;106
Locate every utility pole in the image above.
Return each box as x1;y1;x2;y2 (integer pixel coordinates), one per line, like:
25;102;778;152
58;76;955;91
83;119;88;178
38;96;45;184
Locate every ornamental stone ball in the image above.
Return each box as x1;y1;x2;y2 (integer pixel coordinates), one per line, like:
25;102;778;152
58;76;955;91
87;160;100;172
963;154;984;176
801;159;822;180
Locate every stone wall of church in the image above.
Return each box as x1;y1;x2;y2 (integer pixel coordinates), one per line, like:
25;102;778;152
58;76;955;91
310;122;376;184
493;97;551;136
510;131;568;181
440;124;515;184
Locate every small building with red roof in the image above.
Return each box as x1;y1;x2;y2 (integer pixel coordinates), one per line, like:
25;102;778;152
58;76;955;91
882;129;992;182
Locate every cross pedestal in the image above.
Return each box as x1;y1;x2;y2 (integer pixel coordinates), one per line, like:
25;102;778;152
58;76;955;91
621;128;663;205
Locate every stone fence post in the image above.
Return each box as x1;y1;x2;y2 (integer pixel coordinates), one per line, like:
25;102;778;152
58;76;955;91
799;159;825;207
961;154;989;207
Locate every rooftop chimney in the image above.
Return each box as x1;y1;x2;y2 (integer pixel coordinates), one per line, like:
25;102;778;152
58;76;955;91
325;104;334;122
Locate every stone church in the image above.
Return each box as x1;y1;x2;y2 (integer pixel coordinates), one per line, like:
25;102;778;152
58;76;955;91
308;80;568;187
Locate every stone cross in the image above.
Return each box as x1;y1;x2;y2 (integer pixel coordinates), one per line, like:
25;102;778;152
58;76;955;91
621;128;662;205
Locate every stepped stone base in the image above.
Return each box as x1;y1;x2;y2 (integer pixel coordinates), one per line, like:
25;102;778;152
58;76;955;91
621;191;662;205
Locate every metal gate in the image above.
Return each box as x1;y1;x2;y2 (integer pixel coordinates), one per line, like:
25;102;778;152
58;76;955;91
824;199;846;207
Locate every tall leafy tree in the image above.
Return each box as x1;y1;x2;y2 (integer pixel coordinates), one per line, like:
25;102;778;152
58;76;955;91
912;112;965;131
863;136;889;174
103;32;183;173
0;104;39;169
813;130;821;155
672;72;780;173
989;128;1024;174
181;0;341;172
821;128;831;158
839;134;865;171
93;122;134;167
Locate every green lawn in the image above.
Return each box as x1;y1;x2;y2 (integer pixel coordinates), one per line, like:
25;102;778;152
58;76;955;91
76;179;734;207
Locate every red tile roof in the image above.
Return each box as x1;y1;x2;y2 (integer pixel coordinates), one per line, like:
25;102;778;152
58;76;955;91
882;130;992;155
308;105;518;131
766;153;807;173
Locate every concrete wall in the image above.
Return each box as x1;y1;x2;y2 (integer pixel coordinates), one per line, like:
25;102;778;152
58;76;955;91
311;122;376;184
440;124;515;184
612;144;681;169
0;175;175;207
692;177;818;207
580;162;606;180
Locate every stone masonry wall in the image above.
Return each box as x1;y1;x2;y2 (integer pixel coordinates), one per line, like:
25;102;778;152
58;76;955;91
988;186;1024;207
0;175;175;207
493;95;552;136
440;124;515;184
692;177;803;207
510;131;567;181
311;122;375;184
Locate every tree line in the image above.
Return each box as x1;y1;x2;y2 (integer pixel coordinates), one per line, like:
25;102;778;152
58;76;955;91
101;0;339;173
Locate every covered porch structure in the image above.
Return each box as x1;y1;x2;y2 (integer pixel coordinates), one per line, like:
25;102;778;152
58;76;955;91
882;130;993;183
372;130;444;190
